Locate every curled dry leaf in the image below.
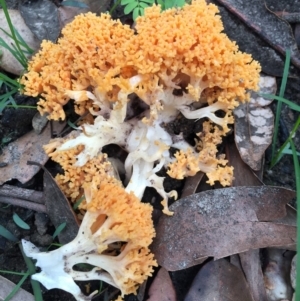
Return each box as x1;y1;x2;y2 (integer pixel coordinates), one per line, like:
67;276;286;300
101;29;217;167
184;259;254;301
0;10;40;75
215;0;300;69
234;75;277;171
0;121;66;185
146;267;176;301
152;186;295;271
0;123;52;185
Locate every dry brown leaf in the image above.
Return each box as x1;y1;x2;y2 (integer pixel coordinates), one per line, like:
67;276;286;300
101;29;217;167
184;259;255;301
146;267;176;301
215;0;300;69
152;186;295;271
234;75;277;170
276;204;297;227
43;168;79;244
180;171;205;199
0;124;52;185
225;144;268;301
239;249;268;301
226;140;263;186
0;121;66;185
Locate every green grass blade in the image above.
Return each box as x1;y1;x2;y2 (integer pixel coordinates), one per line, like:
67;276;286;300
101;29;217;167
52;222;67;239
290;139;300;301
0;36;20;59
13;213;30;230
271;49;290;160
67;119;78;129
3;271;30;301
0;72;21;88
13;27;34;54
109;0;122;14
0;90;19;113
270;116;300;168
0;89;17;102
0;225;18;242
0;270;28;276
0;0;28;68
0;28;28;49
7;95;17;108
19;244;44;301
31;278;43;301
73;195;85;210
282;148;300;156
261;94;300;112
10;43;29;67
5;105;37;109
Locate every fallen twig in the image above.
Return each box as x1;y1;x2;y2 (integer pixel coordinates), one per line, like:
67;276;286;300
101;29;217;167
0;184;44;203
0;195;46;212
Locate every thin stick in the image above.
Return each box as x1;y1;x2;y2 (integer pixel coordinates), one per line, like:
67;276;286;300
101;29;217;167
0;196;47;213
0;185;44;204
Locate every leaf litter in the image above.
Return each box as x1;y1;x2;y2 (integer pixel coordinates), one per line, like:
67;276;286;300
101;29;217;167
234;75;277;171
146;267;176;301
184;259;255;301
0;121;65;185
215;0;300;69
0;0;298;300
152;186;296;271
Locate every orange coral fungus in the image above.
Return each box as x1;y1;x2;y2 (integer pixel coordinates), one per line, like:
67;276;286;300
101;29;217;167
21;13;133;120
167;121;233;185
21;0;261;215
23;182;157;300
21;0;260;121
45;138;120;205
